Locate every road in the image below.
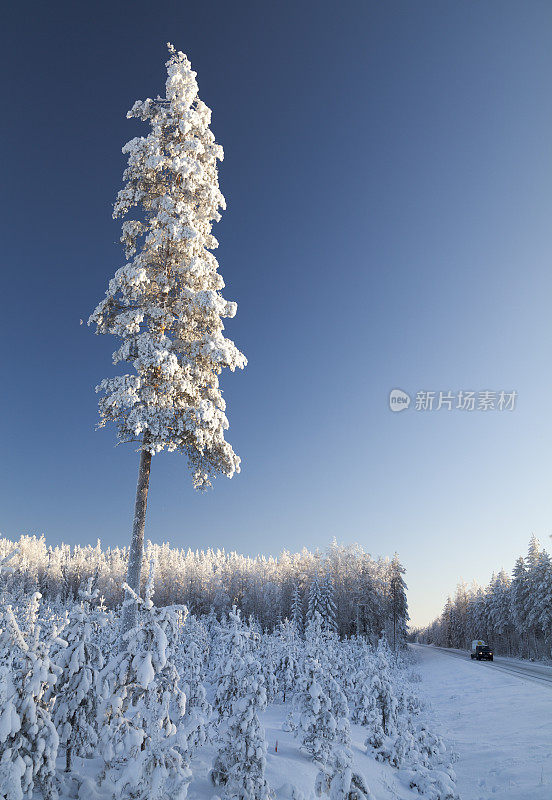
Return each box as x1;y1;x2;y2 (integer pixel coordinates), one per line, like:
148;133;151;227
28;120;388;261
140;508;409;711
410;643;552;689
411;643;552;800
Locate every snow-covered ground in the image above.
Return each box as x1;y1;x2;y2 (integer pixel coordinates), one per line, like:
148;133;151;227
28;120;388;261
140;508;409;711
59;702;449;800
184;705;439;800
411;644;552;800
57;644;552;800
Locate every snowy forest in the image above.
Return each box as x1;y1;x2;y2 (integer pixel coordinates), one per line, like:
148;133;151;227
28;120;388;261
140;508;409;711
414;535;552;659
0;552;457;800
0;536;408;644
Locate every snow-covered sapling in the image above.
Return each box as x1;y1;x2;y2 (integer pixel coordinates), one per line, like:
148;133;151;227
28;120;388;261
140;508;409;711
179;635;210;753
53;578;105;773
315;747;374;800
0;593;63;800
211;609;271;800
100;563;192;800
293;652;336;766
363;640;399;756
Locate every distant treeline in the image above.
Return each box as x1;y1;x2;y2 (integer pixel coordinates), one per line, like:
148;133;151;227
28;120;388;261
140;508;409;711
0;536;408;642
413;536;552;658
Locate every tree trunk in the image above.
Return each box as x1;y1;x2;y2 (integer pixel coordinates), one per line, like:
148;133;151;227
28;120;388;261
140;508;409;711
121;434;152;638
65;744;72;773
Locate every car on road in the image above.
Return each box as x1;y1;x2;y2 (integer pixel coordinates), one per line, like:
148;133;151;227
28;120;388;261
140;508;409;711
470;640;494;661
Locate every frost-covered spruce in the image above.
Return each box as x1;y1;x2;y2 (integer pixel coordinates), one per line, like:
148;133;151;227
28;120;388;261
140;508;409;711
260;634;278;704
88;44;246;632
315;747;374;800
306;576;323;627
100;564;192;800
0;594;62;800
0;549;20;606
212;607;252;723
368;676;423;768
326;677;351;749
320;572;337;634
388;553;408;649
293;650;336;765
291;585;303;634
350;655;377;725
382;706;459;796
406;762;459;800
304;609;340;678
52;578;105;772
363;639;399;757
210;610;270;800
274;620;299;703
179;633;210;753
304;610;324;660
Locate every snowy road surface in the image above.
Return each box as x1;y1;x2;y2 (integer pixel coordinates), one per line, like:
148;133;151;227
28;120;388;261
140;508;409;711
415;643;552;688
411;643;552;800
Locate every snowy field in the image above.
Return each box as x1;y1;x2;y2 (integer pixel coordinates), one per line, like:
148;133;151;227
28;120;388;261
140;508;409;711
179;703;453;800
0;574;455;800
53;677;458;800
411;644;552;800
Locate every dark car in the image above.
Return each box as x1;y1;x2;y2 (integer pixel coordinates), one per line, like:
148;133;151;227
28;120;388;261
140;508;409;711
471;645;493;661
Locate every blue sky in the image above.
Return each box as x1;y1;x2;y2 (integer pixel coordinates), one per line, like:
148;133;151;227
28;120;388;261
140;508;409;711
1;1;551;626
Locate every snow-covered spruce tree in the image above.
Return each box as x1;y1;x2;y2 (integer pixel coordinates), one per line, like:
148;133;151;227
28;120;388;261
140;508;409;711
406;719;459;800
210;657;270;800
293;649;336;766
388;554;408;650
510;556;529;655
304;609;336;675
315;747;374;800
274;619;299;703
212;607;255;723
320;572;337;634
99;564;192;800
88;44;246;634
304;609;323;656
326;676;351;749
0;594;63;800
52;578;105;773
0;549;23;617
179;633;210;754
291;585;304;635
363;638;399;758
210;611;270;799
350;651;378;726
306;575;322;628
341;637;371;717
259;633;278;704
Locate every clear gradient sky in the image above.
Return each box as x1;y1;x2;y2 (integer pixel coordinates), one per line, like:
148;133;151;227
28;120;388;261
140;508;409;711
1;1;552;626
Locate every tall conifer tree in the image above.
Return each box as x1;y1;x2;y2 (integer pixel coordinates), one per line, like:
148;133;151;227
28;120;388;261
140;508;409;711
89;45;246;632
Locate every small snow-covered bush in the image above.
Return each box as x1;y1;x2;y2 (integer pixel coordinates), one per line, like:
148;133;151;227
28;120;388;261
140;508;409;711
363;639;399;755
293;652;336;765
52;578;105;772
315;747;373;800
0;593;63;800
404;764;459;800
99;563;192;800
210;608;270;800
